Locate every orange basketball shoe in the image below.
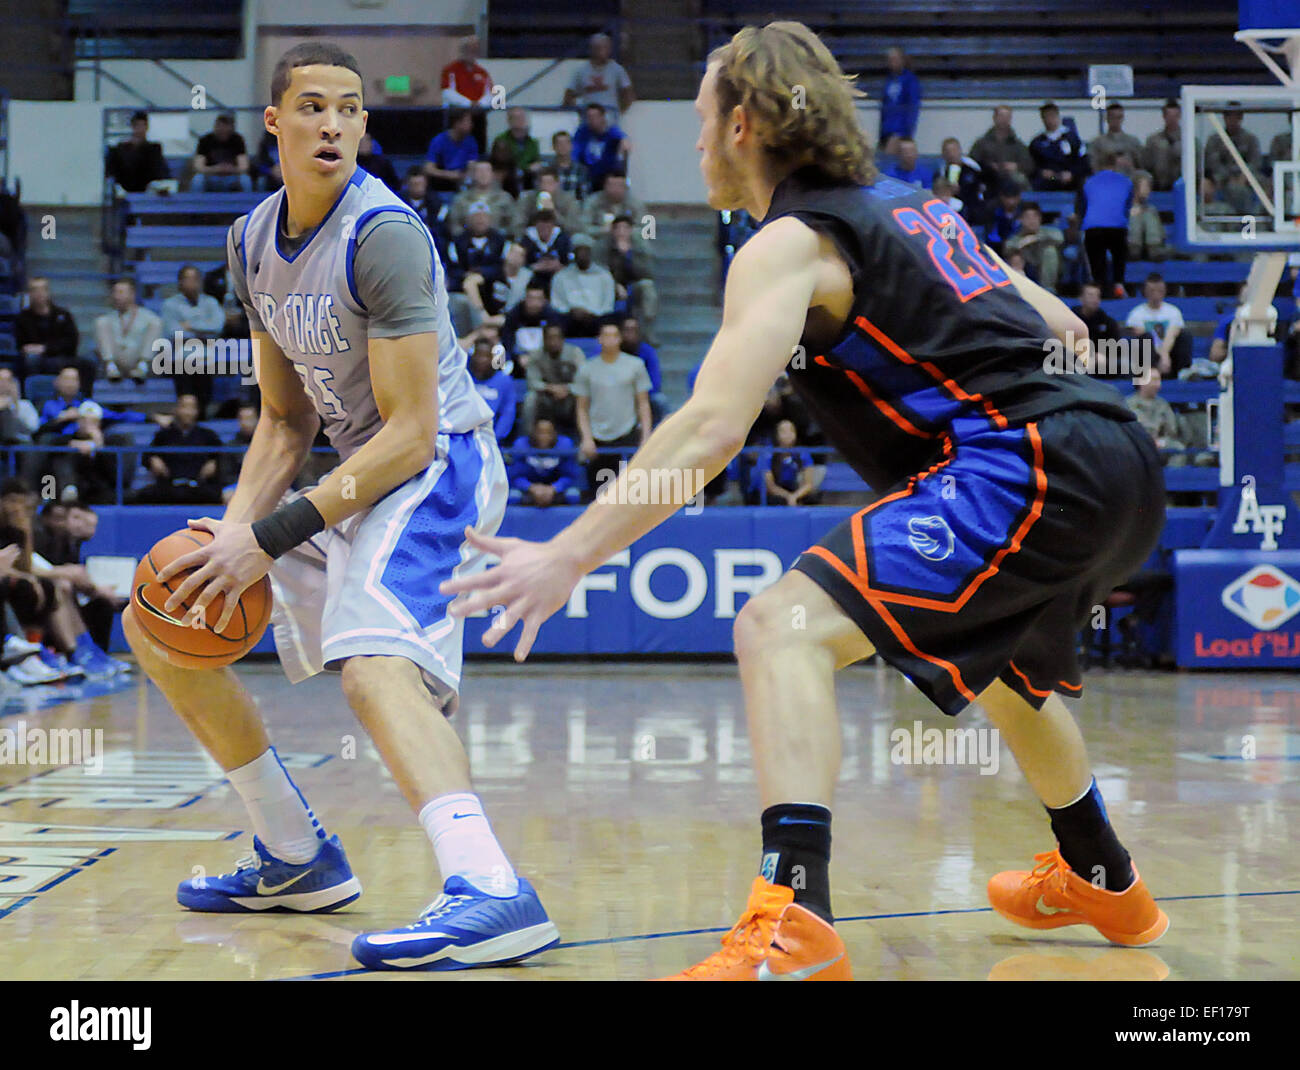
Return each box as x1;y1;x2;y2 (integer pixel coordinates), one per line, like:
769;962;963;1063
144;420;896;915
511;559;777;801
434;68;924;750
659;876;853;980
987;848;1169;946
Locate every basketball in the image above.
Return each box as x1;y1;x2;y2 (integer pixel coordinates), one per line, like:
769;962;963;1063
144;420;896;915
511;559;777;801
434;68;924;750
130;528;272;669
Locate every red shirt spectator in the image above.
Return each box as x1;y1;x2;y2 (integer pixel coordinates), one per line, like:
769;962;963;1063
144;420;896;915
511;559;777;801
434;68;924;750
442;36;493;107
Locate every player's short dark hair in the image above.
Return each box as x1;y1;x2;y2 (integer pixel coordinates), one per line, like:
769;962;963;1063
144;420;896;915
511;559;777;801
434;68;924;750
271;42;362;106
1145;272;1165;285
1039;101;1059;115
1019;200;1041;216
130;110;149;124
177;264;201;282
526;281;547;293
551;130;571;146
1106;101;1124;112
446;106;471;126
110;275;136;290
405;165;425;179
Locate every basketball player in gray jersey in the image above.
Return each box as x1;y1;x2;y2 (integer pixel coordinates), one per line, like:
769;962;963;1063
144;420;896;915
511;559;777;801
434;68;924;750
123;43;559;971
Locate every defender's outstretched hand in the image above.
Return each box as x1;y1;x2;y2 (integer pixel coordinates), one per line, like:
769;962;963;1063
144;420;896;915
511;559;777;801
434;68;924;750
441;527;583;662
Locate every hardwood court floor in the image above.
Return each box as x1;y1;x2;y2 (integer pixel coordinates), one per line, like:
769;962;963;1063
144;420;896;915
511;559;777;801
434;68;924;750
1;660;1297;981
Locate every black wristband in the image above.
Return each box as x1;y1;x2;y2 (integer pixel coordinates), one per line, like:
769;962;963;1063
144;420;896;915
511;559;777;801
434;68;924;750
251;497;326;559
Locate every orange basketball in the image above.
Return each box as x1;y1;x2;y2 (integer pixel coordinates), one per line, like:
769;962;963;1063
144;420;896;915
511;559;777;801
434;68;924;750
130;528;273;669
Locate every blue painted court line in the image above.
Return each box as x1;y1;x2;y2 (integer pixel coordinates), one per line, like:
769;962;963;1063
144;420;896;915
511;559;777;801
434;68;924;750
278;888;1300;980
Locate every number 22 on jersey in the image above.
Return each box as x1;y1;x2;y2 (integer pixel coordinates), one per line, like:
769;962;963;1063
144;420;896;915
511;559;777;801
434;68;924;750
893;199;1010;303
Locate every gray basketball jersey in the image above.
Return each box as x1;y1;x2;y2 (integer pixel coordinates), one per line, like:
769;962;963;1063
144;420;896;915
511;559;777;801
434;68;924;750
237;168;491;460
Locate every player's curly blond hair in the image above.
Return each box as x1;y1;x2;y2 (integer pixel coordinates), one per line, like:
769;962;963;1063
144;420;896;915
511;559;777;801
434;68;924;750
707;21;875;185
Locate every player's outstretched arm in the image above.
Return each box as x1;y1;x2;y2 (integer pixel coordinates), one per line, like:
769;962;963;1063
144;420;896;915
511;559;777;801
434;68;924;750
222;329;321;525
440;216;824;660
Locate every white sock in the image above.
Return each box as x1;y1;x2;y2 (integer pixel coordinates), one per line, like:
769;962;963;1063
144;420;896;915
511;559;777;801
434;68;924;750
419;793;519;897
226;747;325;864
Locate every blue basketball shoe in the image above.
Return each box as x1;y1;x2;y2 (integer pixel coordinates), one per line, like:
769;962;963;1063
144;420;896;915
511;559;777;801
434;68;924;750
177;834;362;913
351;875;559;970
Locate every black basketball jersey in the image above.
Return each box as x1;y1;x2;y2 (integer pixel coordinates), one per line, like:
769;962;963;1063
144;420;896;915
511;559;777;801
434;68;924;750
762;168;1134;492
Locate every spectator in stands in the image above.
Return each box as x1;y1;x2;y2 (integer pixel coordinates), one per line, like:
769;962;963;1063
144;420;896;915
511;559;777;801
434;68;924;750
190;114;252;193
564;33;635;127
515;168;580;236
425;107;479;197
883;138;935;189
34;500;124;656
1198;174;1235;230
878;47;922;153
1207;282;1277;368
971;106;1034;192
1207;107;1266;215
1127;170;1171;262
1143;100;1183;192
524;322;583;434
468;338;516;443
357;133;399;192
550;234;616;337
1126;273;1185;377
549;131;590;201
492;107;542;188
488;138;524;200
1089;103;1143;174
0;368;38;452
1269;130;1293;167
1072;282;1124;377
221;400;258;502
1004;201;1063;291
519;208;572;293
105;110;170;194
763;419;822;506
573;104;631;193
618;315;663;411
1126;369;1187;466
1029;103;1085;191
985;184;1022;253
63;401;120;505
162;265;225;408
400;167;441;234
136;393;222;504
94;277;162;383
16;277;89;390
939;137;988;223
574;321;651;499
441;35;494;108
931;176;964;216
508;418;581;507
600;215;658;339
253;130;283;192
580;171;647;239
500;281;555;369
1079;148;1133;297
446;202;510;330
448;159;516;237
0;479;126;679
489;244;535;327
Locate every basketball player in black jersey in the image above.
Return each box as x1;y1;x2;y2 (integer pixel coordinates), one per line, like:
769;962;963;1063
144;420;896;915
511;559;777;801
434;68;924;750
443;22;1170;979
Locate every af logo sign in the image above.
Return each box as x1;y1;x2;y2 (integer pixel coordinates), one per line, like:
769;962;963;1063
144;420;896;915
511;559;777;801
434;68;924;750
1232;485;1286;550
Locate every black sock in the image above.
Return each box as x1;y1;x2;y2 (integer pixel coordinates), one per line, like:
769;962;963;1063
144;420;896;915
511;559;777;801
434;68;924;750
1046;778;1134;891
760;803;833;923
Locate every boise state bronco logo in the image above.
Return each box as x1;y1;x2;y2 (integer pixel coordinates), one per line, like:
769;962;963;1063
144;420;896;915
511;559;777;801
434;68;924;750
1221;565;1300;631
907;515;955;562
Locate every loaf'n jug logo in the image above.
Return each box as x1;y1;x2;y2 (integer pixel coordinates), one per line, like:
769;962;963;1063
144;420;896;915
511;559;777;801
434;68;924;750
1221;565;1300;631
